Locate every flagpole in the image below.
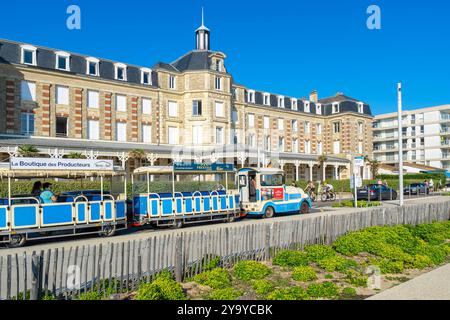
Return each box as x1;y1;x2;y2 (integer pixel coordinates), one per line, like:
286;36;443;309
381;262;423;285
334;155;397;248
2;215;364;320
398;83;404;206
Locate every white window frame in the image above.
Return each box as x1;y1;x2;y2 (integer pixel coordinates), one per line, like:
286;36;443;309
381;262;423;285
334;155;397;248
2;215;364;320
56;85;70;105
87;90;99;109
88;120;100;140
293;138;299;153
21;81;36;102
278;118;284;131
292;120;298;132
291;99;298;111
20;112;35;135
142;124;152;143
248;114;255;128
86;57;100;76
55;51;70;71
278;137;285;151
215;76;222;90
358;122;364;135
333;141;341;154
21;45;37;66
168;101;178;118
114;63;127;81
141;68;152;85
358;102;364;114
264;116;270;130
332;103;340;114
304;101;311;113
247;90;255;103
305;140;311;154
316;103;322;115
215;101;225;118
115;122;127;142
317;123;322;135
216;127;224;145
333;122;341;134
142;98;152;115
168;126;179;145
192;125;203;144
263;93;270;106
278;96;285;108
169;75;176;90
317;141;323;155
116;94;127;112
305;121;311;134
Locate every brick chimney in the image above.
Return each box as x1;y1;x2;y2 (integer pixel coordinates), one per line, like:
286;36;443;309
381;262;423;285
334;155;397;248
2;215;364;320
309;90;318;103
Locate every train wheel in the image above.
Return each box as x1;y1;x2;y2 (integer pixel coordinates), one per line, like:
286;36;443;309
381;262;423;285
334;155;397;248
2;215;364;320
300;202;310;215
226;215;235;223
100;225;116;237
263;206;275;219
172;220;184;229
7;234;26;248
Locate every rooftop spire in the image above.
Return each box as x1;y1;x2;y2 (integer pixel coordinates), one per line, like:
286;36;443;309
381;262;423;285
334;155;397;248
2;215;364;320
195;7;210;50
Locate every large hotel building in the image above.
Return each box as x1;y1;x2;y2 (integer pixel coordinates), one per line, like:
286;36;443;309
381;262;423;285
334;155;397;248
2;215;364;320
0;20;374;181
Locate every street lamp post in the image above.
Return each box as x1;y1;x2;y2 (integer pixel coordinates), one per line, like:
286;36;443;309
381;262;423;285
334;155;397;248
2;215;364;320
398;83;404;206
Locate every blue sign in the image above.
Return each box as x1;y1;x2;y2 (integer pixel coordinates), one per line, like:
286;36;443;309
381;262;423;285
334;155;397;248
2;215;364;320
173;163;235;172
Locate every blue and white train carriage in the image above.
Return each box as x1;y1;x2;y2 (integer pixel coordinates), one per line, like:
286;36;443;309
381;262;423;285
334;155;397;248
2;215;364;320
237;167;313;218
0;157;128;248
132;163;241;228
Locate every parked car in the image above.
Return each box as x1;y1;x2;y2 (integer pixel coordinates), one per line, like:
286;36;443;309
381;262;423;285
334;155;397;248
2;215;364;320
403;183;429;195
357;184;398;201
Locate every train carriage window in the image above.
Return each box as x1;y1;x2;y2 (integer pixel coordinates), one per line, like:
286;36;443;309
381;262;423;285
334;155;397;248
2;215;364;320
239;175;247;188
260;174;284;187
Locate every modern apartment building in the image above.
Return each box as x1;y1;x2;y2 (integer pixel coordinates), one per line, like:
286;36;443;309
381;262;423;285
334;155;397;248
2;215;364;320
0;18;374;181
373;105;450;170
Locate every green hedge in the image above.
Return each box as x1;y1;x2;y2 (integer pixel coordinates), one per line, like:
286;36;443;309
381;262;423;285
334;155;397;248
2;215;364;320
0;180;225;198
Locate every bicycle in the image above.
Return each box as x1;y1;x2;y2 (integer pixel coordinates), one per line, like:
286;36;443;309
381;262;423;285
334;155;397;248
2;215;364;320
320;189;336;202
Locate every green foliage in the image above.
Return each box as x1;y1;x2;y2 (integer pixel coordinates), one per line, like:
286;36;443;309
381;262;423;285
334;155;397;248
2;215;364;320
194;268;232;289
333;200;381;208
251;279;275;296
291;266;318;282
340;287;357;299
316;255;358;273
369;258;405;274
66;152;85;159
305;245;336;262
344;270;368;287
233;261;272;282
203;255;222;272
272;250;309;268
306;282;339;299
77;291;104;300
324;274;334;279
376;173;446;186
135;273;185;300
267;287;310;300
18;145;39;157
412;222;450;245
208;288;242;300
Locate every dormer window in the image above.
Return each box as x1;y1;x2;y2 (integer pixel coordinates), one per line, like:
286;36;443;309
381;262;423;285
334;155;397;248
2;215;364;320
316;103;322;115
304;101;310;113
263;93;270;106
358;102;364;114
291;99;298;111
332;103;340;114
55;51;70;71
247;90;255;103
169;75;176;90
21;45;37;66
278;96;285;108
215;59;222;72
141;68;152;85
86;57;99;76
114;63;127;81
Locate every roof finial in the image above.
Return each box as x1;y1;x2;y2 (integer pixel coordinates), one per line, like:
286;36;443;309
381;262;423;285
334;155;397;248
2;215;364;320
201;7;205;26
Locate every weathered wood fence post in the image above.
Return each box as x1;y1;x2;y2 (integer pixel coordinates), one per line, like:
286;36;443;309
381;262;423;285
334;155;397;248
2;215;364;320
30;254;42;300
174;234;184;282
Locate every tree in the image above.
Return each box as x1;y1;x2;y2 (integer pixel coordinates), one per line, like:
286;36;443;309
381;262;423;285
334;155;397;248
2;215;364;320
129;149;147;168
18;145;39;158
364;155;380;179
318;154;328;182
66;152;85;159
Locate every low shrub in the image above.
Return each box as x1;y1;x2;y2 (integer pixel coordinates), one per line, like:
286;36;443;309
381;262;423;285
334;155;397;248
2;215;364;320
267;287;309;300
305;245;336;262
233;261;272;282
333;200;381;208
369;258;405;274
135;273;185;300
344;270;368;287
306;282;339;299
291;266;318;282
251;279;275;296
412;222;450;245
272;250;309;268
208;288;242;300
77;291;103;300
340;287;357;299
316;256;359;273
193;268;232;289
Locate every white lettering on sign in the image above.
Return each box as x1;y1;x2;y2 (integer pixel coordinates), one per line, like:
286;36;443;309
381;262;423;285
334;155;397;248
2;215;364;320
10;157;114;171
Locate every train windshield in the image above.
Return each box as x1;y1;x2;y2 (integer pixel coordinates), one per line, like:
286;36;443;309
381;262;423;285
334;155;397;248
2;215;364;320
260;174;284;187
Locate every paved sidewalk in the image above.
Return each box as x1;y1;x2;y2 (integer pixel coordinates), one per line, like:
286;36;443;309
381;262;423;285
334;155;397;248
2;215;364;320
367;263;450;300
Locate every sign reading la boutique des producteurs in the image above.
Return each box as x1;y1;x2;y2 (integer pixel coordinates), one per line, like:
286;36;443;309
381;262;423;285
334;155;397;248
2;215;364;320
10;157;114;171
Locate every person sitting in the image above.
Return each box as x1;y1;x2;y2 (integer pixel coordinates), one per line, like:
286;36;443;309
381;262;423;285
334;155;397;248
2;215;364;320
249;177;257;202
31;181;42;197
305;181;316;198
324;181;334;194
40;182;57;204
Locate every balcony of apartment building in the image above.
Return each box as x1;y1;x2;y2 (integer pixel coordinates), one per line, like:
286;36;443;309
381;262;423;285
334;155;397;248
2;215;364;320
373;132;399;142
440;112;450;123
440;125;450;135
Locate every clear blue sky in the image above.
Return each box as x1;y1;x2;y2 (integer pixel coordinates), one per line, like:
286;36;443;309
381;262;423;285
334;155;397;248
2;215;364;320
1;0;449;115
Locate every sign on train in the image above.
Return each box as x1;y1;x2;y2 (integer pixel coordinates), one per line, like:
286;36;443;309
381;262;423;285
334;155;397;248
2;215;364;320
10;157;114;171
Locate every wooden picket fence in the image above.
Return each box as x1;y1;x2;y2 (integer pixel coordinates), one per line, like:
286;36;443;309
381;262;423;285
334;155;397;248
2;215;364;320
1;199;449;300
